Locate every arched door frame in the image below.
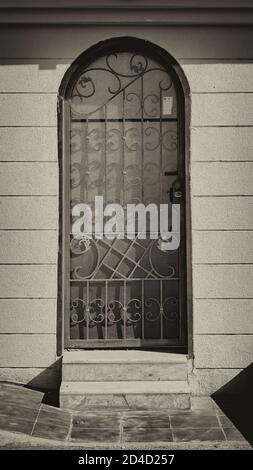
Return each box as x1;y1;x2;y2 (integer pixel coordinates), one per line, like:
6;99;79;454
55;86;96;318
57;37;192;355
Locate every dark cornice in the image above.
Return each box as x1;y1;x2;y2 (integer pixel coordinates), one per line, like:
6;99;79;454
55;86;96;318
1;1;253;7
1;1;253;25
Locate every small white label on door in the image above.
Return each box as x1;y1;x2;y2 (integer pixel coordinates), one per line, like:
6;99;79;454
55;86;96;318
163;96;173;115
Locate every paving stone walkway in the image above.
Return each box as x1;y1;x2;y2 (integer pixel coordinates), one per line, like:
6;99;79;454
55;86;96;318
0;383;250;447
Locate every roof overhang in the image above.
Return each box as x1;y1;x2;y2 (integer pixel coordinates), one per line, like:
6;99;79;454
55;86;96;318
1;1;253;25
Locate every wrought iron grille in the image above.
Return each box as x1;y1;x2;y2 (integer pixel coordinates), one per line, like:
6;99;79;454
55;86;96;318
66;48;186;348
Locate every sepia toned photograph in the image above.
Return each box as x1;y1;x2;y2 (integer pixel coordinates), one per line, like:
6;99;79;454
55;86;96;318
0;0;252;462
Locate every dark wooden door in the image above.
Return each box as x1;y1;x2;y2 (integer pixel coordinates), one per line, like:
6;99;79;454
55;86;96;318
63;40;187;349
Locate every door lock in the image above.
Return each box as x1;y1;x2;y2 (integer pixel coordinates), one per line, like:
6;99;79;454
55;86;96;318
168;178;183;204
174;190;182;199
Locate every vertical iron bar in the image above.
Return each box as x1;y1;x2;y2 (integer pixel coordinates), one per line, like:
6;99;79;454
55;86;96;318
141;279;145;340
123;280;127;340
160;280;164;340
122;89;126;210
122;90;126;342
79;116;87;343
104;105;107;204
159;90;164;341
85;118;89;204
159;87;163;206
104;105;108;342
141;75;144;215
86;280;89;341
105;280;108;340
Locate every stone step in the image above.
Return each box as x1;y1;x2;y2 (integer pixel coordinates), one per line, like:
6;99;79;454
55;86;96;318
62;351;188;382
63;351;188;363
63;362;187;382
60;380;190;411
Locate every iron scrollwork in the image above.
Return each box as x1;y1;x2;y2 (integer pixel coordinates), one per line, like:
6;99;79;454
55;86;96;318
69;49;180;344
70;53;174;118
70;294;178;328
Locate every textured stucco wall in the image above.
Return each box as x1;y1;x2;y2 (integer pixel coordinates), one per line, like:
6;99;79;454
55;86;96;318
0;26;252;393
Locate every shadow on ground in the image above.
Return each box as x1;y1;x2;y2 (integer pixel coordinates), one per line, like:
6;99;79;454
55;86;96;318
212;363;253;446
24;358;62;407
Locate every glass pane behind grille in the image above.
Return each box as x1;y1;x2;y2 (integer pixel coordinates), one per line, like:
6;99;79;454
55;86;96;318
68;50;183;347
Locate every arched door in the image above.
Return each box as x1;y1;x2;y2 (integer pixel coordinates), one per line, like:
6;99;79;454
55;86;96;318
60;38;188;350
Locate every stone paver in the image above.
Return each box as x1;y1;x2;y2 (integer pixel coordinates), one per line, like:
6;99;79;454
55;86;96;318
0;382;250;447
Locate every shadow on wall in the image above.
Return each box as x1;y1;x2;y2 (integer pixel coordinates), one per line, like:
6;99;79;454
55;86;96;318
212;363;253;446
25;358;62;407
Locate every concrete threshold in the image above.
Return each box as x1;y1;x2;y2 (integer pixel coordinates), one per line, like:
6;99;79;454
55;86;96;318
63;350;188;364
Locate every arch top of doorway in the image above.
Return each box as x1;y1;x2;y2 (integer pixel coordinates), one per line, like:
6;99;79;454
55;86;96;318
57;34;192;357
58;36;190;101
